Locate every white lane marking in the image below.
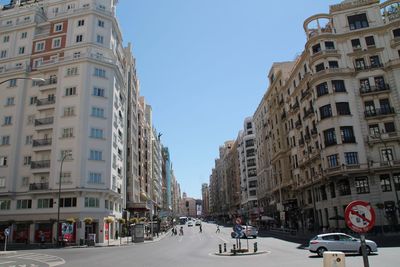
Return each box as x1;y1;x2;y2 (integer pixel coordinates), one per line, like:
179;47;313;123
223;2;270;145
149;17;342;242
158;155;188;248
0;261;16;265
7;253;65;267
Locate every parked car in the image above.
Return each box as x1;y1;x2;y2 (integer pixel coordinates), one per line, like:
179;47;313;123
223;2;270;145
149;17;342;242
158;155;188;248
307;233;378;257
230;225;258;239
195;220;201;226
187;221;194;227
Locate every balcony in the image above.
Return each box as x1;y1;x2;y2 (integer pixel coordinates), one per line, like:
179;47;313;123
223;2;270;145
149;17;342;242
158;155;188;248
303;107;314;120
355;63;384;71
359;84;390;95
342;136;356;144
304;134;311;141
30;160;50;169
29;182;49;191
300;89;311;101
32;138;52;147
291;101;300;111
34;117;54;126
364;107;395;118
36;98;55;110
38;77;57;88
299;138;305;146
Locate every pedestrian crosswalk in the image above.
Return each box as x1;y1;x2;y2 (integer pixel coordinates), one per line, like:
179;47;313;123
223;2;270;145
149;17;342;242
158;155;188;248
5;253;65;267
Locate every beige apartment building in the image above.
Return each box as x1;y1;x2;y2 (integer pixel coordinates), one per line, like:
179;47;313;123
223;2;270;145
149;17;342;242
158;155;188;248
255;0;400;232
0;0;139;244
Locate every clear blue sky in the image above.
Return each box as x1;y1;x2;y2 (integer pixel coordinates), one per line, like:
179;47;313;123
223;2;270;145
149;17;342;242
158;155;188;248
117;0;339;199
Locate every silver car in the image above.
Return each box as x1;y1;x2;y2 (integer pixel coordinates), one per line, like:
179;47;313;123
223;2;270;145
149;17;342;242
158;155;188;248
308;233;378;257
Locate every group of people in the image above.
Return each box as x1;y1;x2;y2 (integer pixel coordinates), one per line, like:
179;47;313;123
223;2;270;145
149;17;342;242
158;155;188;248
171;226;184;236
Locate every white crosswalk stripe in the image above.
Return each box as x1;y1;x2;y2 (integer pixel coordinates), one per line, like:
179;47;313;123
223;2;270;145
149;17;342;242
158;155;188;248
7;253;65;267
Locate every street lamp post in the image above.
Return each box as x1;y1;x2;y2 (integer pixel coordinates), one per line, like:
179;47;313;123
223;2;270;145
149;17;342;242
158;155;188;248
56;152;71;246
0;77;45;85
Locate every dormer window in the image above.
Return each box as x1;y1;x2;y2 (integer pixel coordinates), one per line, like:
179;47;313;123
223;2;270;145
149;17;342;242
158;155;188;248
348;13;369;30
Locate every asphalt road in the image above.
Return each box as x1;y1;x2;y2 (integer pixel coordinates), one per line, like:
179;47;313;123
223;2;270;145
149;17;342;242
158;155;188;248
1;223;399;267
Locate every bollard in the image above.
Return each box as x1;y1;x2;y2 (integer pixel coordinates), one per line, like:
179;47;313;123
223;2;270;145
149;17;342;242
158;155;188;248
254;242;258;253
233;244;236;255
219;244;222;254
224;243;227;252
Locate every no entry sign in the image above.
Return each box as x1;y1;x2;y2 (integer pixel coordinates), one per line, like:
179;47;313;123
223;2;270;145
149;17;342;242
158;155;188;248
345;200;376;233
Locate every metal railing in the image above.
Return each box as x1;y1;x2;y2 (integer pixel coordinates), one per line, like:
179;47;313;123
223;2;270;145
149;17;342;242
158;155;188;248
29;182;49;190
32;138;52;147
30;160;50;169
34;117;54;126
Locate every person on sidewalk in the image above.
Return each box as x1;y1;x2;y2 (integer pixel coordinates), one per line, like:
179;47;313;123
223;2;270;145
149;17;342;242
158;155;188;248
216;225;220;233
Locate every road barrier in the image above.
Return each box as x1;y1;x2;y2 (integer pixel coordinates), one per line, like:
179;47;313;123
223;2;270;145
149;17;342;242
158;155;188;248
254;242;258;253
233;244;236;255
219;244;222;254
224;243;227;252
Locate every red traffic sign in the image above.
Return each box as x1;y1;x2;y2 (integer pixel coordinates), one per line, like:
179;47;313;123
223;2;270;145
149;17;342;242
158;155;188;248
345;200;376;233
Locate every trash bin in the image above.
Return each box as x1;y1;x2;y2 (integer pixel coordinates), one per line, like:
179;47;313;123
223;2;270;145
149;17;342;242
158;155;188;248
323;252;345;267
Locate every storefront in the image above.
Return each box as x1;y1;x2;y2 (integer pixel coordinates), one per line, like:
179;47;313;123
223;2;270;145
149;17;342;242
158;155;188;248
34;222;53;243
13;223;30;243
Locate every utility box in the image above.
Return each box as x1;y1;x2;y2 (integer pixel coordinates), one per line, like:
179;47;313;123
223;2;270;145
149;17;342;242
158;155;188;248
133;223;144;243
323;251;345;267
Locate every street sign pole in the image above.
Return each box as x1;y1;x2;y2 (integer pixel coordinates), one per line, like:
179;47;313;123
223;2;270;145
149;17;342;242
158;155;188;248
360;234;370;267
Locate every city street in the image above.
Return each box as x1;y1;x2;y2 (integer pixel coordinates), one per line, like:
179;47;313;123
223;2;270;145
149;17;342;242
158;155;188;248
1;223;399;267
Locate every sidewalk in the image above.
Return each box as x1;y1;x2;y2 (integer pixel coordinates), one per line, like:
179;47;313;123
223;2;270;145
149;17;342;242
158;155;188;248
90;231;170;248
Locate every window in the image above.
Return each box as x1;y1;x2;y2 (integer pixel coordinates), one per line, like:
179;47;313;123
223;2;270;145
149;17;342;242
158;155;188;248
93;87;105;97
327;154;339;168
374;76;386;89
18;46;25;55
73;52;81;58
330;182;336;198
66;67;78;76
21;32;27;39
96;35;104;44
0;200;10;210
33;58;43;68
94;68;106;78
38;198;53;208
88;172;102;184
328;61;339;68
360;78;370;92
365;36;375;47
370;55;381;68
340;126;355;143
364;100;375;116
76;34;83;43
65;86;76;96
369;124;380;136
3;116;12;125
23;156;31;165
89;150;103;161
332;80;346;92
320;104;332;119
325;41;335;50
351;38;361;49
54;23;63;32
384;122;395;133
5;97;15;106
337;179;351;196
380;174;392;192
62;128;74;138
381;147;394;162
98;20;105;27
63;106;75;117
8;79;16;87
60;150;72;160
335;102;350;116
1;136;10;145
315;63;325;72
355;177;369;194
52;37;61;49
355;58;366;70
0;50;7;58
25;135;33;145
0;177;5;188
35;41;45;52
92;107;105;118
77;19;85;27
84;197;99;208
312;43;321;54
345;152;359;165
316;82;328;97
324;128;337;146
21;177;29;187
393;173;400;191
17;199;32;209
60;197;77;208
348;13;369;30
3;35;9;43
90;128;104;139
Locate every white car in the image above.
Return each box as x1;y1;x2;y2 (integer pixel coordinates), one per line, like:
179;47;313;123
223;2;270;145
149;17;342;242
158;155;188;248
187;221;194;227
308;233;378;257
195;220;201;226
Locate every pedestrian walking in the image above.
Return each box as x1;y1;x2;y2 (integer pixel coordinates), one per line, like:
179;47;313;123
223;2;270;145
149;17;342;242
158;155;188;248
199;224;202;233
179;226;184;236
216;225;220;233
39;231;45;248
